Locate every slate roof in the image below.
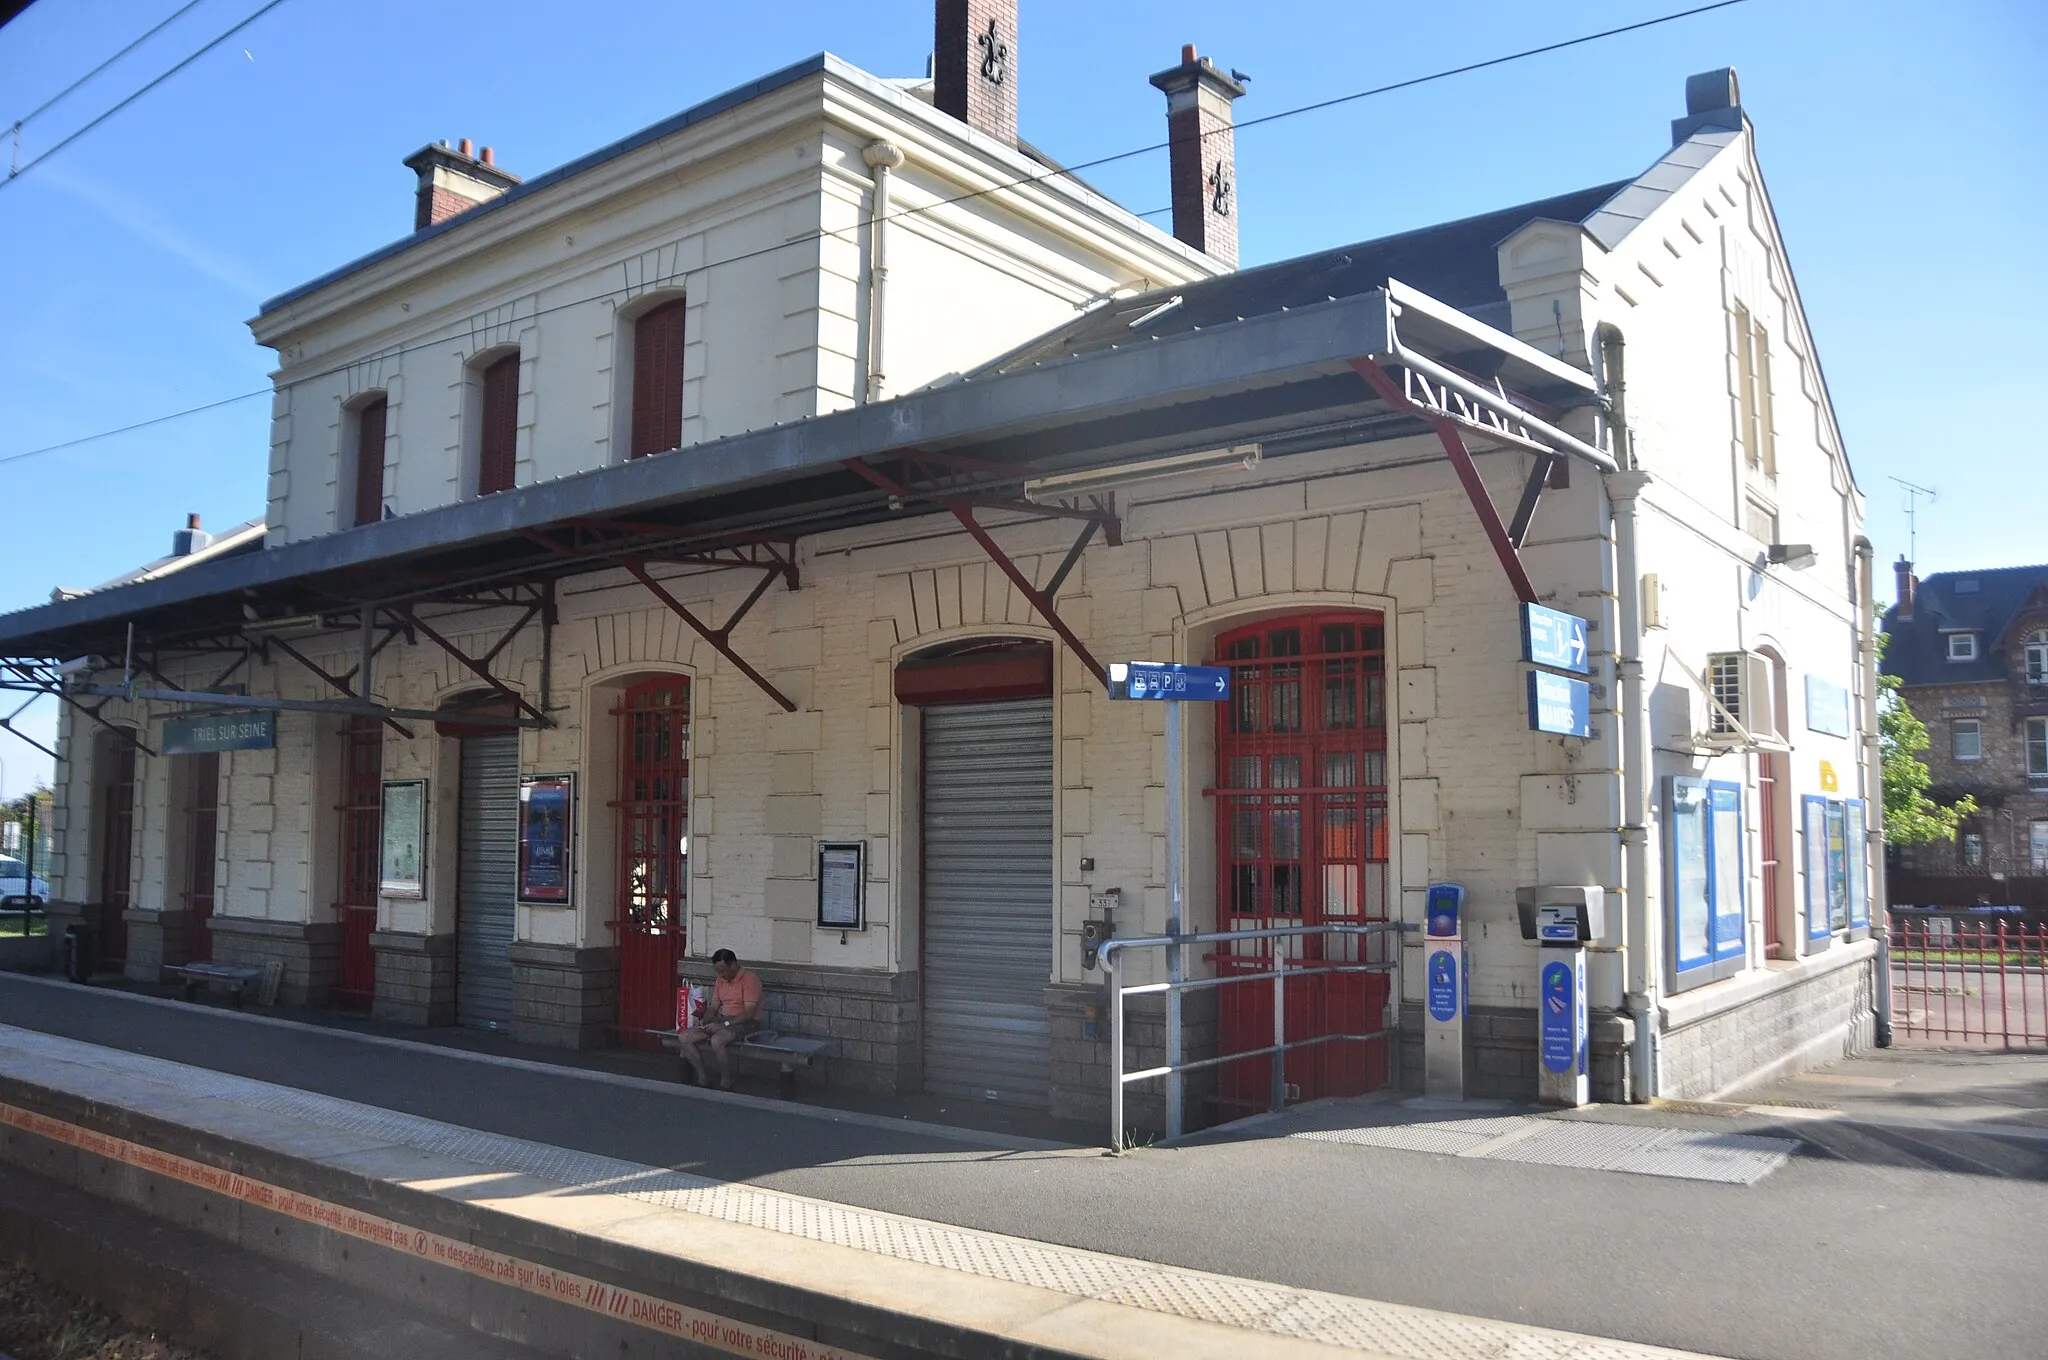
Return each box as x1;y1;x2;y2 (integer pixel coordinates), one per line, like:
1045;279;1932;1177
1882;564;2048;686
972;180;1631;377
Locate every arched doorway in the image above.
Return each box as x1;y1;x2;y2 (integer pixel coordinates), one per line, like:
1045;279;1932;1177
612;675;691;1037
1210;612;1391;1111
897;639;1055;1107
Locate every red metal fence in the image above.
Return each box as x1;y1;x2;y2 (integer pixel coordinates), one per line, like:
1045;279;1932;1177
1889;911;2048;1048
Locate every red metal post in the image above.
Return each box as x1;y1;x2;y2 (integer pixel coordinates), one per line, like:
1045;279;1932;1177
1349;358;1540;606
618;560;797;713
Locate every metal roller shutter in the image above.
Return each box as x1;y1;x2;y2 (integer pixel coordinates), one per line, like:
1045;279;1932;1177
921;699;1054;1106
457;734;518;1029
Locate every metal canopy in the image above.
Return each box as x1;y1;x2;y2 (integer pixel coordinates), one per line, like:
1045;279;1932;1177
0;281;1604;724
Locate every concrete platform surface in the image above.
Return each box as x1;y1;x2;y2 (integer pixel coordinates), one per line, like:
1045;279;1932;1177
4;974;2048;1358
1;1020;1718;1360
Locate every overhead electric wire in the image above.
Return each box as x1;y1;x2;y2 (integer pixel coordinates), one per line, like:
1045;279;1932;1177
0;0;1748;470
10;0;207;133
2;0;292;189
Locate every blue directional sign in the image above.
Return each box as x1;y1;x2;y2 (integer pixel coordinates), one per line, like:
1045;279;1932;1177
1539;959;1577;1075
1527;671;1594;738
1427;949;1460;1023
1106;661;1232;701
1522;603;1591;675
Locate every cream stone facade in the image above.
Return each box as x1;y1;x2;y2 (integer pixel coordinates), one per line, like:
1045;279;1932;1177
13;49;1884;1130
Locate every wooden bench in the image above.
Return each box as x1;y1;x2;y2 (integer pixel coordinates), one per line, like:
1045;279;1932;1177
166;961;264;1007
656;1028;829;1095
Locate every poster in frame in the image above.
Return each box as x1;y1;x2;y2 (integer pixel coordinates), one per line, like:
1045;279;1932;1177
518;773;575;906
379;779;427;898
816;841;865;930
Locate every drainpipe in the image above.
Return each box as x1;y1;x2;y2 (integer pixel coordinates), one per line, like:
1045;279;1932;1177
1599;324;1660;1103
1856;534;1893;1045
861;141;905;403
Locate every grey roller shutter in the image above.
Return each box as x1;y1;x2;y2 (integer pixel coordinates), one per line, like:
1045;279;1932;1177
457;734;518;1029
921;699;1054;1107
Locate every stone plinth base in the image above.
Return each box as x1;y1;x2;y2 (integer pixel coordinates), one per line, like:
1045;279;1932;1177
509;943;617;1049
120;908;192;984
677;961;919;1094
206;917;342;1007
1397;1003;1635;1104
370;931;456;1027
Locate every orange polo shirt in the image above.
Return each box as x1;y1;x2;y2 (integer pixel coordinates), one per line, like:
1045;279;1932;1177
713;968;762;1019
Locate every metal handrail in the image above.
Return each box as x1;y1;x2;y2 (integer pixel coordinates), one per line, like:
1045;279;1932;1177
1098;922;1402;1147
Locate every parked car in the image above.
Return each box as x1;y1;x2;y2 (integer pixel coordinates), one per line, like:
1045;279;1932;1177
0;855;50;905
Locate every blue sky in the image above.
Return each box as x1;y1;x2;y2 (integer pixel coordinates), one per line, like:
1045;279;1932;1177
0;0;2042;795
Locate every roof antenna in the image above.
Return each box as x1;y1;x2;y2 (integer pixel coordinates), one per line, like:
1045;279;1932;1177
1890;476;1936;562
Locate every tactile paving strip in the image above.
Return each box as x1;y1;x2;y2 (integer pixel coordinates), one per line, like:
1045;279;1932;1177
0;1026;1709;1359
1289;1113;1794;1185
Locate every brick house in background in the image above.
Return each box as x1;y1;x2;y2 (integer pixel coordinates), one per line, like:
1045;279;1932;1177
1882;559;2048;910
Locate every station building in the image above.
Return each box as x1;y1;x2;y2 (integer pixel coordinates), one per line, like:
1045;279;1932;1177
0;4;1885;1127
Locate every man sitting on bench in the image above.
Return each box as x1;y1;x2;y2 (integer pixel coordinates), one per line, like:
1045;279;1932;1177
678;948;762;1090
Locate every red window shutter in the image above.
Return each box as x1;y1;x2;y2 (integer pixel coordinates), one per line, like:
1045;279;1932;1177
629;299;686;458
353;398;387;527
478;353;520;495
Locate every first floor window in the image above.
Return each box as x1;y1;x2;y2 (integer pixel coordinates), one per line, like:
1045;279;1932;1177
1961;831;1986;869
2031;821;2048;875
1953;718;1982;761
477;351;519;495
2029;717;2048;780
1670;777;1746;987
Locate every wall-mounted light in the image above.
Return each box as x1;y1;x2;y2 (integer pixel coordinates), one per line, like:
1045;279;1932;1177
1022;442;1261;502
1767;543;1818;571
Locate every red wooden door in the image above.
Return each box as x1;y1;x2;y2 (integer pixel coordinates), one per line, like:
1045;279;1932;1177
334;716;382;1006
354;397;387;527
477;353;519;495
613;678;690;1040
97;739;136;967
629;299;686;458
181;753;220;963
1211;614;1391;1112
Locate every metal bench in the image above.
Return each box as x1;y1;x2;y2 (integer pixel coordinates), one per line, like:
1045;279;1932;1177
165;961;265;1007
657;1028;828;1095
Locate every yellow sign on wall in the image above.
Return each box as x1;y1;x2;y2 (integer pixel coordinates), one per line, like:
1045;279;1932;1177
1819;759;1839;792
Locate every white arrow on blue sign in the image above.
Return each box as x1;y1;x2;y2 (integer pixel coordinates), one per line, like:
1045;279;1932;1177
1521;603;1591;675
1107;661;1232;701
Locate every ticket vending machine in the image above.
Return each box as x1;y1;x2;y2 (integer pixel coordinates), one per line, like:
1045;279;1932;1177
1516;886;1604;1107
1423;883;1466;1100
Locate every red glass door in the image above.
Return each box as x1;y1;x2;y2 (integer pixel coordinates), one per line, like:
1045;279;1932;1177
335;716;381;1006
97;738;136;967
613;678;690;1040
181;753;220;963
1211;614;1391;1111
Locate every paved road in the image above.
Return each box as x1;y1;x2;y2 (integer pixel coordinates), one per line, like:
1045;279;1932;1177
5;973;2047;1360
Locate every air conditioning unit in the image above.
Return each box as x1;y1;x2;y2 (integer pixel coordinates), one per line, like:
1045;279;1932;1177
1701;650;1778;746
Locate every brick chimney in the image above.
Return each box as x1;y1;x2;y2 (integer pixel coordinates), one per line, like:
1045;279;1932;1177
402;138;521;231
934;0;1018;145
1895;556;1917;621
1149;44;1247;268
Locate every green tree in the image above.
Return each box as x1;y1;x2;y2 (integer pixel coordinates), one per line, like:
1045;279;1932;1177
1878;667;1977;845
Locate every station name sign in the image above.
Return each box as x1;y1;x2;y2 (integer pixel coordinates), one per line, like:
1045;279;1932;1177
162;710;276;755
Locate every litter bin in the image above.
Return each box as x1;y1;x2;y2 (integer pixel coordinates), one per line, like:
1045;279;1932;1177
62;923;94;984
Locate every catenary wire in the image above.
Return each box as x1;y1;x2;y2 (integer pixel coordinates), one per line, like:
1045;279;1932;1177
10;0;208;133
0;0;1748;469
2;0;292;188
